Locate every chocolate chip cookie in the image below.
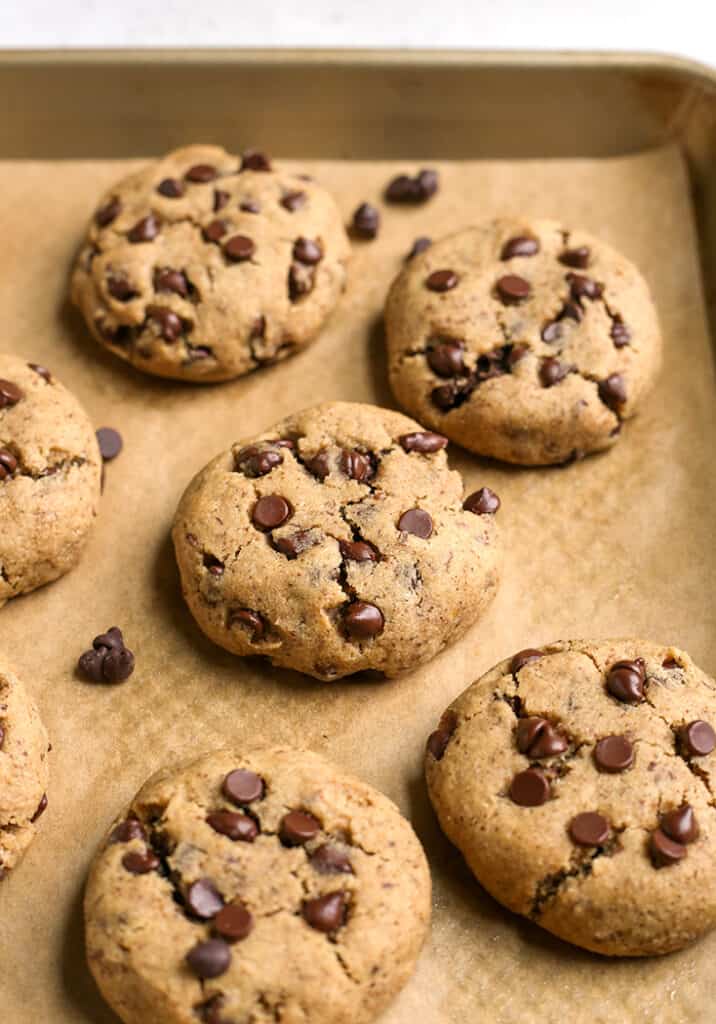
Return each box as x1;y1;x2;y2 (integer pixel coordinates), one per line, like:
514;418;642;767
426;639;716;956
386;218;661;464
172;401;501;680
0;354;102;606
85;747;431;1024
71;145;350;382
0;656;50;879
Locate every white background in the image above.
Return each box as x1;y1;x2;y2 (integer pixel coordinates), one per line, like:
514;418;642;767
1;0;714;70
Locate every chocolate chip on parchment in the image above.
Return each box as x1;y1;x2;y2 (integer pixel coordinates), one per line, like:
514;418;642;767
251;494;291;531
427;709;458;760
28;363;52;382
399;431;448;453
122;849;159;874
280;810;321;846
293;237;323;265
95;196;122;226
610;316;631;348
154;268;189;297
0;380;24;408
539;357;570;387
340;449;374;482
463;487;500;515
0;449;18;480
157;178;185;198
509;768;550;807
598;373;627;411
516;717;567;758
650;828;687;868
228;609;265;641
344;601;384;639
496;274;531;304
281;190;307;212
511;649;543;674
213;903;253;942
223;769;265;805
680;720;716;757
406;236;432;261
569;812;609;847
428;341;465;377
203;219;229;243
559;247;591;269
110;818;146;844
567;273;603;300
661;805;699;845
207;810;259;842
128;214;159;243
186;878;224;919
96;427;123;462
350;202;380;240
606;659;645;703
398;508;433;539
186;939;232;978
185;164;217;183
224;235;255;262
146;305;183;342
302;892;347;933
78;626;135;684
241;150;272;172
385;169;438;203
339;539;378;563
426;269;459;292
501;236;539;260
310;844;354;875
594;735;634;773
213;188;230;211
31;793;48;822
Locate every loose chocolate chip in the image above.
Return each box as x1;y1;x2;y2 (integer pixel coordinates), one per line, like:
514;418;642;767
281;190;307;212
146;305;183;342
110;818;146;844
31;793;48;822
662;805;698;845
273;530;316;559
496;274;531;304
344;601;384;639
213;902;253;942
280;810;321;846
107;274;137;301
399;431;448;453
96;427;123;461
224;235;255;262
310;844;354;875
240;199;261;213
235;445;284;477
567;273;603;300
28;363;52;382
251;494;291;531
427;709;458;760
339;539;378;563
428;341;465;377
569;812;609;847
398;508;433;539
186;939;231;978
241;150;272;172
559;247;591;269
541;320;563;344
293;237;323;265
203;219;229;243
122;849;159;874
650;828;687;867
426;269;459;292
509;768;550;807
0;449;18;479
0;380;24;408
187;878;224;919
606;659;645;703
539;357;570;387
302;892;346;933
598;373;627;411
223;769;264;805
611;316;631;348
501;236;539;260
154;268;189;297
516;718;567;758
463;487;500;515
594;735;634;773
78;627;135;684
340;449;374;482
207;810;258;842
228;608;265;641
385;169;438;203
157;178;185;198
288;261;315;300
305;450;332;480
351;202;380;239
510;649;543;674
94;626;125;650
185;164;217;183
96;196;122;226
680;720;716;757
407;236;432;261
127;214;159;243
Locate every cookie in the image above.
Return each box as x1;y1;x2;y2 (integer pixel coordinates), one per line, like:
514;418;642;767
0;656;50;879
71;145;350;382
385;218;661;465
172;401;501;680
85;747;431;1024
426;639;716;956
0;354;102;606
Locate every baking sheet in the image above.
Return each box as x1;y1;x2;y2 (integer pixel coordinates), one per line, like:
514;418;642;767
0;145;715;1024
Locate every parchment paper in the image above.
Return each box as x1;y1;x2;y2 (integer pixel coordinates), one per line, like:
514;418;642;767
1;145;715;1024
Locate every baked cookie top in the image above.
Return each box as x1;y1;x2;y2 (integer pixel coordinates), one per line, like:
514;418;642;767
172;401;501;680
426;639;716;956
71;145;350;382
85;747;431;1024
386;218;661;465
0;354;102;606
0;657;50;878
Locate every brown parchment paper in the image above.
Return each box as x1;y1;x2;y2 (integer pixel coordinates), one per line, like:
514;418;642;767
1;145;715;1024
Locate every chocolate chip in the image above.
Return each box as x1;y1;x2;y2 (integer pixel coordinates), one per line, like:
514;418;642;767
661;805;698;845
203;553;224;576
569;812;609;847
235;445;284;477
302;892;347;933
204;219;229;243
0;449;18;480
185;164;217;183
28;363;52;382
501;236;539;260
224;235;255;262
426;269;459;292
428;341;465;377
663;656;680;669
650;828;687;867
251;494;291;531
186;939;231;978
567;273;603;300
96;427;123;461
223;769;264;805
228;609;265;641
516;718;567;758
340;449;374;482
107;274;137;301
510;649;543;674
280;810;321;846
281;190;307;212
186;878;224;919
406;236;432;261
0;380;24;408
339;539;378;563
272;530;317;560
305;450;331;480
213;188;230;211
539;357;570;387
95;196;122;226
344;601;384;639
240;199;260;213
509;768;550;807
559;247;591;269
463;487;500;515
128;214;159;243
496;274;531;304
288;261;315;300
541;320;563;344
154;268;189;297
594;735;634;773
427;709;458;760
207;810;258;842
110;818;146;844
241;150;272;172
351;203;380;239
213;902;253;942
398;508;433;539
310;844;354;875
385;169;438;203
78;627;135;684
122;849;159;874
293;237;323;264
606;659;645;703
611;316;631;348
431;381;471;411
31;793;48;822
157;178;184;198
561;300;584;322
399;431;448;453
680;720;716;757
598;373;627;411
146;305;183;342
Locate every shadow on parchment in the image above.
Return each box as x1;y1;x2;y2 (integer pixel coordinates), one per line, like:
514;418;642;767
60;872;121;1024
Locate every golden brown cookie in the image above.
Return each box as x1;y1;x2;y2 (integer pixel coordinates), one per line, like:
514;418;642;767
0;354;102;606
85;747;431;1024
172;401;501;680
71;145;350;382
386;218;661;464
426;639;716;956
